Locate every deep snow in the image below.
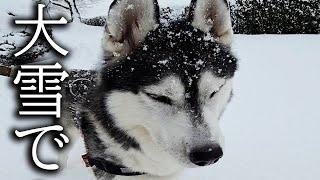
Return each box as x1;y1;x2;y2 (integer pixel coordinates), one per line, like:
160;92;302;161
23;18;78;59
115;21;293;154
1;0;320;180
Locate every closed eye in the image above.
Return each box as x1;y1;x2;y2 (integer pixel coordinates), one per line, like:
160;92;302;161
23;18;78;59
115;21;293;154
209;91;217;99
209;82;226;99
145;92;173;105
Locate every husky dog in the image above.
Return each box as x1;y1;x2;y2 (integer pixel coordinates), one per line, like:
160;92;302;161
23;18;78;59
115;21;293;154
69;0;238;179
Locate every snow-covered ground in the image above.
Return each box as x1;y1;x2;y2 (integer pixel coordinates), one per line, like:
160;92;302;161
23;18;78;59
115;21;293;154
1;0;320;180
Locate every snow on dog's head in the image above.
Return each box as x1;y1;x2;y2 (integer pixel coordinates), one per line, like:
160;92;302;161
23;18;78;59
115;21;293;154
92;0;237;174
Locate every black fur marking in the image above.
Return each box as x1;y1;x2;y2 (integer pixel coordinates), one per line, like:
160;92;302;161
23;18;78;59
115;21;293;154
102;20;237;84
80;113;108;154
153;0;160;24
84;93;141;151
185;74;203;126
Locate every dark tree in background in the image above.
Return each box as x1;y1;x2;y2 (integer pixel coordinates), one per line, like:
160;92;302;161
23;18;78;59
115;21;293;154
231;0;320;34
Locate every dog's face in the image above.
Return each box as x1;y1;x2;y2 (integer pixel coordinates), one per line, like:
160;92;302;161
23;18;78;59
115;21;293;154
96;0;237;169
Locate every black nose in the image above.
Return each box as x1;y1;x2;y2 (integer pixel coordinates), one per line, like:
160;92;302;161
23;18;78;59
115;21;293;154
189;144;223;166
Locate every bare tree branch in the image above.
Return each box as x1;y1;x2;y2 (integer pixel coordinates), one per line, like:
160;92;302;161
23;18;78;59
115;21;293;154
7;12;16;17
51;2;70;10
62;0;75;22
72;0;81;17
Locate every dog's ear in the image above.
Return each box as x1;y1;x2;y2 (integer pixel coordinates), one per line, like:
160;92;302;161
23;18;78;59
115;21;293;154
103;0;160;58
189;0;233;46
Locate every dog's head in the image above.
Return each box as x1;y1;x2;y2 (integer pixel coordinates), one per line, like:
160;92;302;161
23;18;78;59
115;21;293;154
97;0;237;170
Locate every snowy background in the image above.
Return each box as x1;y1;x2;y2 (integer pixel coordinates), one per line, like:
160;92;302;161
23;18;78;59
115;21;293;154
1;0;320;179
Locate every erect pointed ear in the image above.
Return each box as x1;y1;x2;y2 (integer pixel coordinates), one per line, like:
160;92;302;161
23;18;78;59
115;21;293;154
103;0;160;58
189;0;233;46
